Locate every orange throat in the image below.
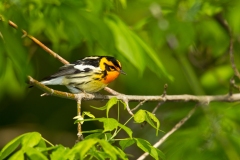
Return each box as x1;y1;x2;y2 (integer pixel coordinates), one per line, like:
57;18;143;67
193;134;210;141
102;71;120;84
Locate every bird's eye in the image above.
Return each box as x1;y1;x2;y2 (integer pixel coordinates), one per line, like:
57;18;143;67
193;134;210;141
104;65;110;71
109;66;116;70
104;63;116;71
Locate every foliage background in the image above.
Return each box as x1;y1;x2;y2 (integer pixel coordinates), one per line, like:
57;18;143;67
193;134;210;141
1;0;240;159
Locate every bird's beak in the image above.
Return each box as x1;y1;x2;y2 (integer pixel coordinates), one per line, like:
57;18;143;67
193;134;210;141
119;70;127;75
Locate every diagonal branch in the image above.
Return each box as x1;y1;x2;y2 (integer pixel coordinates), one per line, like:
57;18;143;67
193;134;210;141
137;106;197;160
7;20;69;65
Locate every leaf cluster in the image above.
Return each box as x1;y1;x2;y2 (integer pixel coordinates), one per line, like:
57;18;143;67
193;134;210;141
1;98;165;160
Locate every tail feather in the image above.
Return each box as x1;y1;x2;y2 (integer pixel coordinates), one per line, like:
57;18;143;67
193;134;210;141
41;76;64;85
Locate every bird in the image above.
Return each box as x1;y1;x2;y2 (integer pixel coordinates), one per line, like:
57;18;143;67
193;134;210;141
40;56;126;93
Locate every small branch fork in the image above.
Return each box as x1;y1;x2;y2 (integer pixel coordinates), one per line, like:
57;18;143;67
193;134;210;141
3;16;240;160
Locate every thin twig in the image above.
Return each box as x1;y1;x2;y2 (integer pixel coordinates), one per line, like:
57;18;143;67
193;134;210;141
229;37;240;79
152;101;165;114
162;84;168;97
229;77;235;96
123;98;134;116
76;98;84;142
6;20;69;65
137;106;197;160
131;100;147;112
214;13;240;84
151;84;168;114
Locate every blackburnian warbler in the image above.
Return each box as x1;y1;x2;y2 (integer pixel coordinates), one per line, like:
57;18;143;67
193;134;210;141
41;56;126;93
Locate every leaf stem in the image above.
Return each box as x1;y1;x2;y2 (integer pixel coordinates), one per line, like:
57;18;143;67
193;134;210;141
42;137;54;147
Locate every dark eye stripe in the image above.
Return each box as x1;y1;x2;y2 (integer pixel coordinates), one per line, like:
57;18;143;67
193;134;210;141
110;66;116;70
105;57;122;69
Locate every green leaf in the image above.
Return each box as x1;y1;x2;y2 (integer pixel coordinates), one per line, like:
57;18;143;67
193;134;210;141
119;100;127;110
98;118;119;132
119;0;127;8
115;147;128;160
84;133;104;139
88;148;108;160
81;129;103;134
9;150;24;160
21;132;42;147
134;110;160;136
89;105;108;110
105;14;172;80
82;111;95;119
89;97;118;112
118;123;133;138
119;139;135;150
130;31;173;81
36;146;59;153
0;133;24;159
98;140;117;159
36;139;47;148
134;138;165;160
90;98;123;116
156;149;166;160
134;109;147;123
106;97;118;118
105;15;146;74
146;112;160;136
25;147;48;160
98;140;127;160
50;145;70;160
67;138;98;159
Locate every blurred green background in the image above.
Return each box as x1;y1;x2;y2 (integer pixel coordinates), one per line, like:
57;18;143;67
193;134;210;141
1;0;240;159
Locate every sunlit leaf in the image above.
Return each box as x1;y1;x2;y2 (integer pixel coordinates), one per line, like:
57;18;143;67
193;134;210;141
134;110;160;136
50;145;70;160
9;150;24;160
105;15;146;74
134;138;165;160
25;147;48;160
0;133;25;159
84;133;104;139
106;97;118;118
90;105;108;110
146;112;160;136
119;138;135;150
21;132;42;147
83;111;95;119
67;138;98;159
134;109;146;123
130;31;173;81
118;123;133;138
98;140;127;160
119;0;127;8
115;147;128;160
99;118;119;132
119;100;127;110
88;148;108;160
81;129;103;134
